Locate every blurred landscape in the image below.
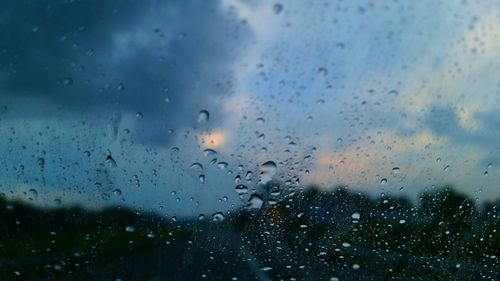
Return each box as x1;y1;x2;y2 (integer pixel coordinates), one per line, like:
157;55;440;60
0;185;498;281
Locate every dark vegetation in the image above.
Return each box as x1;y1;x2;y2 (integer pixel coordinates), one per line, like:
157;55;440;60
0;186;498;280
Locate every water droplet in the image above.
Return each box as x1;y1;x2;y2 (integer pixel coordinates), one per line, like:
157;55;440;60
380;178;387;185
37;158;45;168
351;212;360;220
125;226;135;232
317;67;328;76
199;174;205;183
443;165;450;172
399;219;406;224
147;233;155;238
272;3;283;14
198;214;205;220
388;90;399;96
217;162;228;169
105;154;117;168
117;83;125;91
342;242;351;247
260;161;277;183
63;77;73;85
113;189;122;196
247;193;264;210
260;267;273;272
28;188;38;198
226;174;237;185
83;150;91;157
391;167;400;174
235;184;248;195
190;162;204;171
352;264;360;270
212;212;225;222
203;149;217;157
135;112;143;119
198;110;210;123
256;118;266;125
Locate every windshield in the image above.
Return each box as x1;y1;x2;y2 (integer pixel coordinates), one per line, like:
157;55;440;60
0;0;498;280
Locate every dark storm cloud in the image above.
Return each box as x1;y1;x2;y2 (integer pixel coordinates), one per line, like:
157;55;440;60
0;0;250;144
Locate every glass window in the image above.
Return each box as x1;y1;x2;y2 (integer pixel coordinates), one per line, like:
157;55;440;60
0;0;498;280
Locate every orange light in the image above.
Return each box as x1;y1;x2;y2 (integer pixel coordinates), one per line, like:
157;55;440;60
200;131;227;148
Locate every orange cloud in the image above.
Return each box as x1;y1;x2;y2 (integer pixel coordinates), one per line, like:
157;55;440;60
200;131;228;148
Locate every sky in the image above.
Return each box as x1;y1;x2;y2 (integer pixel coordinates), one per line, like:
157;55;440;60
1;0;500;217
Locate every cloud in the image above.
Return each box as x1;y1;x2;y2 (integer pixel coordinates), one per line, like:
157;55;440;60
0;0;251;145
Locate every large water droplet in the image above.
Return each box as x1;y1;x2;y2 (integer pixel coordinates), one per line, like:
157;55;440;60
198;110;210;123
212;212;225;222
260;161;277;183
247;193;264;210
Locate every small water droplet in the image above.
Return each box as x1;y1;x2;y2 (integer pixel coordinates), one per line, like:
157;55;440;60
234;175;241;184
317;67;328;76
380;178;387;185
190;162;204;171
203;149;217;157
135;112;143;119
272;3;283;14
63;77;73;85
28;188;38;198
105;154;117;168
351;212;360;220
217;162;228;169
443;165;450;172
199;175;205;183
113;189;122;196
212;212;225;222
125;226;135;232
256;117;266;125
83;150;91;157
235;184;248;195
